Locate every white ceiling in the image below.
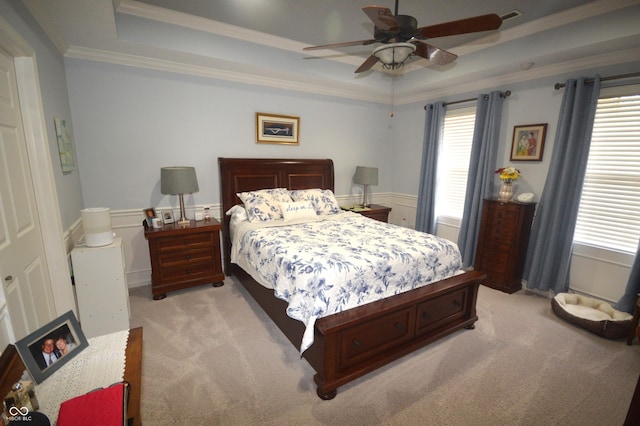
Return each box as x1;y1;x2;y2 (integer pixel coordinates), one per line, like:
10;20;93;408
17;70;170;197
20;0;640;104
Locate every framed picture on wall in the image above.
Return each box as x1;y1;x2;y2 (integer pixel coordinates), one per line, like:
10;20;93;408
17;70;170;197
510;123;547;161
54;117;76;173
256;112;299;145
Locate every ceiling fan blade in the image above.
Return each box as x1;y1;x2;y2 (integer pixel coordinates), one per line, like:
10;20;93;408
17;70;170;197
363;6;398;31
413;41;458;65
303;39;377;51
418;13;502;39
355;55;380;73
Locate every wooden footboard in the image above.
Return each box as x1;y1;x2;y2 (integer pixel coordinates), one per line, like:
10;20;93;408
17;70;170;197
233;265;484;399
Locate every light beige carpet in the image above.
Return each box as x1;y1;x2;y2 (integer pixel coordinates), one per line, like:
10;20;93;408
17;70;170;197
129;278;640;425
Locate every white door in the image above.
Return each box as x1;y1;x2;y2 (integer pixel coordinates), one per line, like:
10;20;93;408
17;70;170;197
0;48;56;340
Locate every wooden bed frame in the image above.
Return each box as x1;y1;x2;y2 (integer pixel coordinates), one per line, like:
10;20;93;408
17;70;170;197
218;157;485;400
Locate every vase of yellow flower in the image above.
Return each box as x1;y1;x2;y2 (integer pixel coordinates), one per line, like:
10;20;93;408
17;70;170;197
495;167;520;201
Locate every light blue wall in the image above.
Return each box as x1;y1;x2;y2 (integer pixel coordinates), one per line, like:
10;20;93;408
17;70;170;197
0;0;84;229
64;59;394;211
65;57;640;215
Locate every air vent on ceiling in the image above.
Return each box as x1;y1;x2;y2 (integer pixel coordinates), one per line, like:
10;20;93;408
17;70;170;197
501;10;523;22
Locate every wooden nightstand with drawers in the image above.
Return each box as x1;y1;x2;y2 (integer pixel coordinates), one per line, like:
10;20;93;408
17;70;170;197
144;219;224;300
342;204;392;223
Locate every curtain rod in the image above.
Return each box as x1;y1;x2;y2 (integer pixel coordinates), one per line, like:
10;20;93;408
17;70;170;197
424;90;511;110
554;72;640;90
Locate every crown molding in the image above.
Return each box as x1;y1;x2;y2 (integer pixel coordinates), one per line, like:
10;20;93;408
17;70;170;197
64;41;640;107
22;0;640;106
64;45;389;104
116;0;635;73
398;45;640;105
115;0;364;68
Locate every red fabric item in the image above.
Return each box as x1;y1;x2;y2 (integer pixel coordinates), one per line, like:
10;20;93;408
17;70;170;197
57;383;126;426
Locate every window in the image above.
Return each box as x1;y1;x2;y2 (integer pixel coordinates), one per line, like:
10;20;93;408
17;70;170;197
437;106;476;219
574;84;640;254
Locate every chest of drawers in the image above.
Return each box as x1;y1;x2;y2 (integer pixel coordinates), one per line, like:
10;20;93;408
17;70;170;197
144;220;224;300
473;199;536;293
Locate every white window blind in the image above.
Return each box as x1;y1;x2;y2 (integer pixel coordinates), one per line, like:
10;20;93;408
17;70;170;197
574;85;640;253
438;107;476;218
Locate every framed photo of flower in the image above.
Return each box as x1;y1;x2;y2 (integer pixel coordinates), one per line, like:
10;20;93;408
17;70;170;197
510;123;547;161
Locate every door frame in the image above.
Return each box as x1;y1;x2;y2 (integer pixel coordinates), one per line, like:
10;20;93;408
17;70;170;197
0;16;75;318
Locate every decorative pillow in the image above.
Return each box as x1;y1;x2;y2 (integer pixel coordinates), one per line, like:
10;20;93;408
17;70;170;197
290;189;341;215
280;201;317;222
226;205;248;224
237;189;292;222
258;188;292;203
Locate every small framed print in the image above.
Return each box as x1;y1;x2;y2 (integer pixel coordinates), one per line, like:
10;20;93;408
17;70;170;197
15;310;88;384
143;208;156;227
256;112;299;145
54;117;75;173
162;210;174;224
510;123;547;161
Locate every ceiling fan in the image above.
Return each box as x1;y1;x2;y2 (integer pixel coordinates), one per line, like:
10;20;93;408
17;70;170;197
303;1;503;73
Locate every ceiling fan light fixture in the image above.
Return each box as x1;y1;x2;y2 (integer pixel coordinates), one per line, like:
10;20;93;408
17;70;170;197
373;42;416;70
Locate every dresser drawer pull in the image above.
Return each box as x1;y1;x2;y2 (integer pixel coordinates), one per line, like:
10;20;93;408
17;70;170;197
184;239;190;245
453;300;461;307
395;322;404;331
187;268;192;275
185;254;191;260
353;339;361;347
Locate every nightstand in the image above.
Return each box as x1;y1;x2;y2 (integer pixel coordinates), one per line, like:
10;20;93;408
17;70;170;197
342;204;392;223
144;219;224;300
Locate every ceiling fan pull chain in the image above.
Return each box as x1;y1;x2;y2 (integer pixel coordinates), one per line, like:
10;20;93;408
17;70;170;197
389;76;396;118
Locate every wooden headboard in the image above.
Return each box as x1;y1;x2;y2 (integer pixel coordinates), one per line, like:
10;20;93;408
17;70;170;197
218;157;335;274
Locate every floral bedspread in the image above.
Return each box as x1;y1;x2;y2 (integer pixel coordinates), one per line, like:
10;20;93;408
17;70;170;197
232;212;463;353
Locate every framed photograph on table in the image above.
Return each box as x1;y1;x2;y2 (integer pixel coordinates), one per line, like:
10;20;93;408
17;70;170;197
15;311;88;384
143;208;156;228
256;112;299;145
510;123;547;161
162;210;174;224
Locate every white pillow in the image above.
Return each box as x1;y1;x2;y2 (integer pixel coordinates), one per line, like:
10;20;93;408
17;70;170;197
290;189;341;215
226;205;248;223
237;188;292;222
280;201;317;222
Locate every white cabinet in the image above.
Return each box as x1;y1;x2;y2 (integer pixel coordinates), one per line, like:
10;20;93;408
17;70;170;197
71;238;130;338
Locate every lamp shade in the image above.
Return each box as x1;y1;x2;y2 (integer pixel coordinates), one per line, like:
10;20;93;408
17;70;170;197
373;43;416;67
354;166;378;186
161;166;199;195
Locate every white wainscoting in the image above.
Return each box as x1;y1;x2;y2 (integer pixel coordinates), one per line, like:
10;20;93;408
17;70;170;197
61;194;633;304
570;244;634;303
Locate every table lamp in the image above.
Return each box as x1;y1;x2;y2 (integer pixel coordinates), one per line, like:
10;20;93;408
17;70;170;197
354;166;378;208
161;166;199;225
